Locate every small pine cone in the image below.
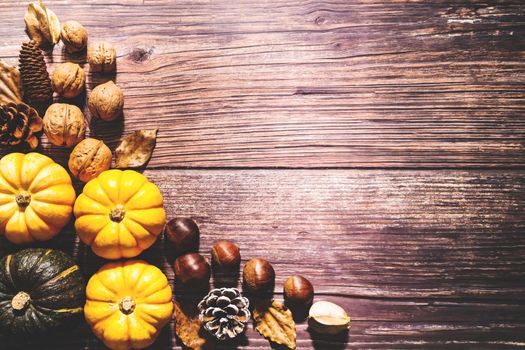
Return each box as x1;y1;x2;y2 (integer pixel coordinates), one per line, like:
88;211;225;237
0;102;43;149
198;288;250;340
19;40;53;104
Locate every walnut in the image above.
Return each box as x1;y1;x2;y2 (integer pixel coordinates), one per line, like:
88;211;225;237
24;0;60;48
43;103;86;147
88;80;123;121
68;138;112;183
51;62;85;98
61;21;88;53
87;41;116;73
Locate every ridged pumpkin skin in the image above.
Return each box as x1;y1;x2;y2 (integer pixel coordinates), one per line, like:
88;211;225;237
84;260;173;350
0;248;85;336
74;169;166;259
0;152;76;244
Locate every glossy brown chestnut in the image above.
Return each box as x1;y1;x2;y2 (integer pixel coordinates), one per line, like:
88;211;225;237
174;253;211;289
242;258;275;295
165;217;200;255
284;275;314;307
211;240;241;270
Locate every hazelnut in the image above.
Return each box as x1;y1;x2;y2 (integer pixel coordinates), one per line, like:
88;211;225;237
61;21;88;53
211;240;241;271
51;62;85;98
242;258;275;295
88;80;124;122
165;217;200;255
68;138;112;183
284;275;314;307
87;41;116;73
174;253;211;289
43;103;86;147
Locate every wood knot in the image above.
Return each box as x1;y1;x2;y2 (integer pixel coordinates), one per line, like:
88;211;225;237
315;16;327;25
128;47;154;63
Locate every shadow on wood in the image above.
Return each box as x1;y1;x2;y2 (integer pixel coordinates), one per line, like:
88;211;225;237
309;328;349;350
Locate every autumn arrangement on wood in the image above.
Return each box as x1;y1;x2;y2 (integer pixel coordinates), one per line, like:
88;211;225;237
0;1;350;349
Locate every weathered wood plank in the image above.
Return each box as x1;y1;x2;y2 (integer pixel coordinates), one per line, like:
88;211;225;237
1;1;524;167
148;169;525;300
1;169;524;349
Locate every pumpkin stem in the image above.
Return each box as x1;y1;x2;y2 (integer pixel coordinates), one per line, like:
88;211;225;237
15;192;31;208
11;291;31;311
110;205;125;222
119;296;136;315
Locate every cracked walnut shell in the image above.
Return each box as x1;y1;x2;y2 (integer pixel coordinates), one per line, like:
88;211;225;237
87;41;116;73
88;80;123;121
43;103;86;147
24;0;60;48
52;62;85;98
68;138;112;183
61;21;88;53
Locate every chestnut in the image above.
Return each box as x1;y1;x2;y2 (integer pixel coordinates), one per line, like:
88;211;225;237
284;275;314;307
211;240;241;271
165;217;200;255
174;253;211;289
242;258;275;295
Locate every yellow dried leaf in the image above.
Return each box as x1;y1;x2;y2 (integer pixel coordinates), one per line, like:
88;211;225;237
0;61;23;105
253;299;296;350
115;129;158;168
173;299;215;350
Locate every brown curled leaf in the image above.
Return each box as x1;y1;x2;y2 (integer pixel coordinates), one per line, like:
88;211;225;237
115;129;158;168
173;299;215;350
0;61;23;105
253;299;296;350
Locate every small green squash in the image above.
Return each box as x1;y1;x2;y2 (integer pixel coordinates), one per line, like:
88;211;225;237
0;248;85;336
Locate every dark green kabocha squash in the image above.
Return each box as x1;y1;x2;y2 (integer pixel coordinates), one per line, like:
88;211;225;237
0;248;85;336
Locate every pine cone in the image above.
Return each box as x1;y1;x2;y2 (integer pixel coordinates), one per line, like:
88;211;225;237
0;102;43;149
19;40;52;104
198;288;250;340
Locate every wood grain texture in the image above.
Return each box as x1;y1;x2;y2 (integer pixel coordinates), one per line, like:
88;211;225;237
1;169;524;349
1;0;524;349
1;0;524;167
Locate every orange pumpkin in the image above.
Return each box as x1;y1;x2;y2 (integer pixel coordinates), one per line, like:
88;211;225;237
0;152;76;244
84;260;173;350
74;169;165;259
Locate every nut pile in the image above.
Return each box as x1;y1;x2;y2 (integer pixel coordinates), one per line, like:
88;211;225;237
0;0;158;183
0;2;351;350
166;217;350;349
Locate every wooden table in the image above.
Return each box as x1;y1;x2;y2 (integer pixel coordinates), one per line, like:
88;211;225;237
1;1;524;349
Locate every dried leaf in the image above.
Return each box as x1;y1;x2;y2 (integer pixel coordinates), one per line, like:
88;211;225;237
0;62;23;105
253;299;296;350
115;129;158;168
173;299;215;350
24;0;60;47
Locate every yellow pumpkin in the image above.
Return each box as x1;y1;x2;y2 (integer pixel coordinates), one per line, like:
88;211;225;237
84;260;173;350
74;169;166;259
0;152;76;244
